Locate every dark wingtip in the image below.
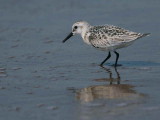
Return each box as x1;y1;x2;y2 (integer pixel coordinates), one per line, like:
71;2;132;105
138;33;150;39
144;33;151;36
141;33;151;38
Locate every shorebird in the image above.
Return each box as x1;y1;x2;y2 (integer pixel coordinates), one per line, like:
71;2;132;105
62;21;150;67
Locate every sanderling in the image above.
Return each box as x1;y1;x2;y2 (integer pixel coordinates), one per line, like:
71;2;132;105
62;21;150;67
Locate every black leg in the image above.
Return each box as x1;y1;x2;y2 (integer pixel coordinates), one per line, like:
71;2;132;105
114;51;119;67
114;67;120;84
100;52;111;66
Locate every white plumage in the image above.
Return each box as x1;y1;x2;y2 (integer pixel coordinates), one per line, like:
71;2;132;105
63;21;150;67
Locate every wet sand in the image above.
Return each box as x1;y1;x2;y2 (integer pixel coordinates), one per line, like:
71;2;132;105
0;0;160;120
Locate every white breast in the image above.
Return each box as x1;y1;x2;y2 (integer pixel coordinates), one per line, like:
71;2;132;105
81;32;91;45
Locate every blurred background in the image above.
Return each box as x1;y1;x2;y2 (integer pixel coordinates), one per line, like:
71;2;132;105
0;0;160;120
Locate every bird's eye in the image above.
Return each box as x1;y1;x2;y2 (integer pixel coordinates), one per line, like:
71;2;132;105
74;26;78;29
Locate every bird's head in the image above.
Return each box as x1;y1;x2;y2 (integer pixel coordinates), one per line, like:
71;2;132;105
62;21;90;43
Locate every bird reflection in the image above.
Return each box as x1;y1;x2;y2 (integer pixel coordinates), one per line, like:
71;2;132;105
76;67;144;102
97;66;120;84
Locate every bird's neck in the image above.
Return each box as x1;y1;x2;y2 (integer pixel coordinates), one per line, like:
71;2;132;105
81;26;91;45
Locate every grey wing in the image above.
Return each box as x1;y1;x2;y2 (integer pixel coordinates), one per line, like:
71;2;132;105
89;25;143;48
88;32;111;48
110;32;141;44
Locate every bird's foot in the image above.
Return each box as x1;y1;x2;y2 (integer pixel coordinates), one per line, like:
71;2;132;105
99;64;103;67
111;64;122;67
99;64;109;67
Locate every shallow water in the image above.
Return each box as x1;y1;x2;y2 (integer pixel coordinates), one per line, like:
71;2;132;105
0;0;160;120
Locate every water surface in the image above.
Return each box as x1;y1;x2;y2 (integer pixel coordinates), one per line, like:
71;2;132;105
0;0;160;120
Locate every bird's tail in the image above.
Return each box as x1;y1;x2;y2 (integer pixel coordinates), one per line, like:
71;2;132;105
138;33;150;39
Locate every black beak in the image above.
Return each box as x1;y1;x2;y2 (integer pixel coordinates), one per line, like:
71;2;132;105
62;32;73;43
